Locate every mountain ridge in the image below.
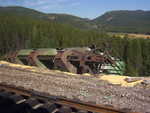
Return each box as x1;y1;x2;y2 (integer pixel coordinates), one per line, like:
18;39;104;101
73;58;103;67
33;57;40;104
0;6;150;33
94;10;150;33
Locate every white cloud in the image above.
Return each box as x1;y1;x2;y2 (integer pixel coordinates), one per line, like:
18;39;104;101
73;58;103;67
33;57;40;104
0;0;81;12
24;0;51;7
0;0;23;6
70;2;80;7
57;0;70;2
23;0;80;10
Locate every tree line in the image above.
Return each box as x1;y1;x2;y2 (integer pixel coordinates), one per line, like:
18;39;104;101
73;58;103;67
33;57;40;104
0;14;149;76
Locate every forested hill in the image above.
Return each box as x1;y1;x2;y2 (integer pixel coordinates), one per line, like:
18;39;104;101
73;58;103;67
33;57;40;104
94;10;150;33
0;6;48;20
47;13;96;29
0;6;95;29
1;6;150;33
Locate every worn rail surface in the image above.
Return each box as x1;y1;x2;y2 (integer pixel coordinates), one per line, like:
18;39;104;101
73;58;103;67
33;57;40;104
0;83;139;113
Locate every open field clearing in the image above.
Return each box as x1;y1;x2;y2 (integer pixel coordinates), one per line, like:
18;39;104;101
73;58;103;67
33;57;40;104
109;32;150;39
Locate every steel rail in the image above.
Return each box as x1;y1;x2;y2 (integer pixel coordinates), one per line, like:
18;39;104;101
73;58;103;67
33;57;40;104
0;83;139;113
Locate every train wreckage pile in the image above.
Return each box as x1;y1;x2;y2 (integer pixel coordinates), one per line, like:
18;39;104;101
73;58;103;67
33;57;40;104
4;46;125;75
0;61;150;113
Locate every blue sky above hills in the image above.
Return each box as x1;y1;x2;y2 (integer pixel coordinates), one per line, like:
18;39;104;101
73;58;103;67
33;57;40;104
0;0;150;19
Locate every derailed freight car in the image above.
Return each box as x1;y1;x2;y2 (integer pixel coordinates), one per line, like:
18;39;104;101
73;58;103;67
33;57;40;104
4;47;125;75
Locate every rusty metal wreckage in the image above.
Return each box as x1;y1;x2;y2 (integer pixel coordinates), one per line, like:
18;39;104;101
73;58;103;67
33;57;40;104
4;45;125;75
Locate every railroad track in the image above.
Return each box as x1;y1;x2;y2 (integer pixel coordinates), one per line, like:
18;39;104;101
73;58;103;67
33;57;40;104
0;83;138;113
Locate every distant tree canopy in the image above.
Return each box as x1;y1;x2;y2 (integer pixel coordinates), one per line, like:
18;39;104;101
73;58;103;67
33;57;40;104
94;10;150;34
0;14;150;76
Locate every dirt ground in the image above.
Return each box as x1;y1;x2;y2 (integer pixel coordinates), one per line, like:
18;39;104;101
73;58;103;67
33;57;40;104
0;62;150;113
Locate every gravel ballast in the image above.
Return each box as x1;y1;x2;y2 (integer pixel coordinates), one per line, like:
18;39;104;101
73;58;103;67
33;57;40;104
0;64;150;113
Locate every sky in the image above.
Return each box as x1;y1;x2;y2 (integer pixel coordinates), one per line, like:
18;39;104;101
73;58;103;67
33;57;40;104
0;0;150;19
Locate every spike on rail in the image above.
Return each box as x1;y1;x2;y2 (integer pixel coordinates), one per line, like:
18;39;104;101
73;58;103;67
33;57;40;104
4;46;125;75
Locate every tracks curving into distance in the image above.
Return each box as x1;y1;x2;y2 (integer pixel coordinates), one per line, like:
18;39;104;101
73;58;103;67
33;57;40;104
0;83;139;113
